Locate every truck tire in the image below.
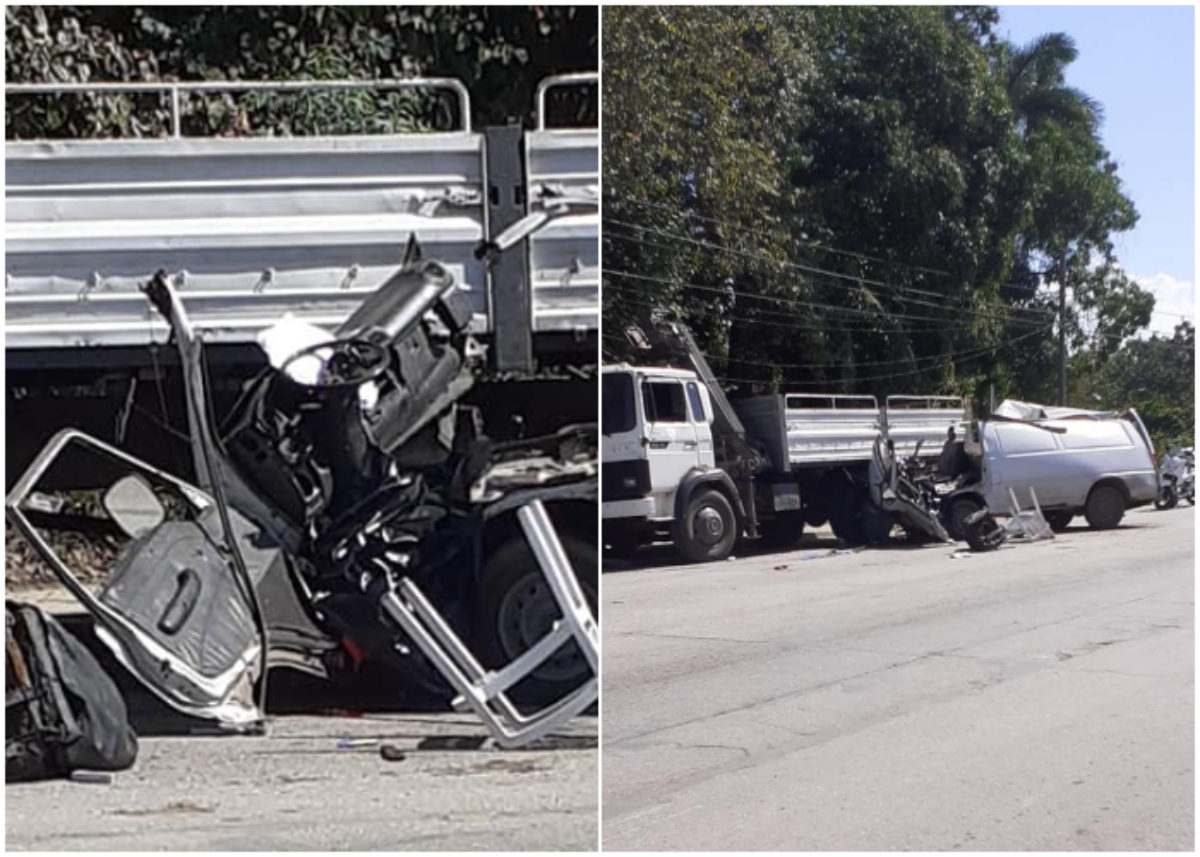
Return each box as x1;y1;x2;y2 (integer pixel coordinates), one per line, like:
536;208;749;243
1084;484;1125;529
861;503;894;546
1043;511;1073;532
672;488;737;562
946;496;984;542
478;533;597;706
759;512;805;549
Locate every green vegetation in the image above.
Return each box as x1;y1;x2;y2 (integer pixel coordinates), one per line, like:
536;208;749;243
603;5;1191;442
5;5;596;136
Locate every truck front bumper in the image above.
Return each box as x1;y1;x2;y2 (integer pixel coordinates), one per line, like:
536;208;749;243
602;496;657;519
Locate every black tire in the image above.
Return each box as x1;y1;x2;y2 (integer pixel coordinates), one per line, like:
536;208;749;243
946;496;984;542
478;532;597;706
1044;511;1073;532
825;477;866;545
962;509;1003;552
1154;486;1178;510
758;512;805;549
1084;484;1126;529
861;503;894;546
672;488;737;562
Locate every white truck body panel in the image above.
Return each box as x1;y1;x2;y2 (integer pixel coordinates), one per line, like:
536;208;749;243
5;78;599;351
736;393;968;472
525;128;598;334
881;395;969;459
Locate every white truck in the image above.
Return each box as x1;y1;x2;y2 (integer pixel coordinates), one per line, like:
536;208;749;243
601;322;967;562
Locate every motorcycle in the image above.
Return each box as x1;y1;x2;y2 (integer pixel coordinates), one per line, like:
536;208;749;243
1155;447;1195;510
6;209;598;747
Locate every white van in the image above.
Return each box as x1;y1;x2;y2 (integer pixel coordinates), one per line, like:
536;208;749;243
943;401;1157;535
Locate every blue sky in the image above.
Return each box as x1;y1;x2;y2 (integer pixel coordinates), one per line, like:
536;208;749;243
998;5;1195;334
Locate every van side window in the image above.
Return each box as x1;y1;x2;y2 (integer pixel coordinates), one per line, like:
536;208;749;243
992;423;1058;454
642;381;687;424
686;382;707;423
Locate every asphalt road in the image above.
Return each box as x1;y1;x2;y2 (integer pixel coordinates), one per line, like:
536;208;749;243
6;712;598;851
601;506;1194;851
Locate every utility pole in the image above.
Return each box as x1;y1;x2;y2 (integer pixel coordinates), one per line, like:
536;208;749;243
1057;250;1067;406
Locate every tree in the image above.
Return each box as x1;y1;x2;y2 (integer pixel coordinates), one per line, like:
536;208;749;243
1078;322;1195;451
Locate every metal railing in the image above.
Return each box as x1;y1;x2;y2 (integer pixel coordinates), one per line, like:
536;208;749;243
534;72;598;131
6;77;474;136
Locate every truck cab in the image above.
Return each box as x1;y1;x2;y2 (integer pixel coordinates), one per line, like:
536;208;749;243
602;364;740;560
602;364;716;516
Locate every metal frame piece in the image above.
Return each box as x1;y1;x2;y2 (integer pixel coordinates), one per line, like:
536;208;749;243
534;72;598;132
5;429;263;725
1005;487;1053;541
380;499;598;748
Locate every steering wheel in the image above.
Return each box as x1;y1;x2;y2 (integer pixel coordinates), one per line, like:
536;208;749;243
279;338;390;389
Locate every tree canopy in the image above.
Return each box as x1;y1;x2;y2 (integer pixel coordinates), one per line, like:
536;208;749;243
603;5;1188;439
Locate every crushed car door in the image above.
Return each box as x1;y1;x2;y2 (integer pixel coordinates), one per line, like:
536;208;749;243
6;430;271;728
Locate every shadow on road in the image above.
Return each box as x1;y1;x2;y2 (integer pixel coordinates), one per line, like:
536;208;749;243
603;515;1171;574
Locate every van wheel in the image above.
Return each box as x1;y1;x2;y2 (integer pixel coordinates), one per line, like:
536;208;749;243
947;496;984;541
759;512;805;549
673;488;737;562
1044;511;1073;532
1084;485;1125;529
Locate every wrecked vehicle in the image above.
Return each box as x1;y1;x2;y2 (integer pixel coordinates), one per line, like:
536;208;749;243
6;227;598;748
937;399;1157;538
865;434;953;546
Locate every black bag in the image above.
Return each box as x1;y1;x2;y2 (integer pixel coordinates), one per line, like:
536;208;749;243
6;601;138;782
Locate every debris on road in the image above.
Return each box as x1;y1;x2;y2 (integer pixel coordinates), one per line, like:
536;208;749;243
336;738;379;750
379;743;408;762
69;770;114;785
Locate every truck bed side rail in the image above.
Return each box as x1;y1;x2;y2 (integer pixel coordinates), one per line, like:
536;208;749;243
881;395;969;458
525;73;598;335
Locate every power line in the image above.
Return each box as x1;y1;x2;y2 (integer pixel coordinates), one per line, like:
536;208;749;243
604;268;1049;329
616;197;1057;302
622;196;956;279
711;326;1051;388
605;220;1056;324
604;279;979;334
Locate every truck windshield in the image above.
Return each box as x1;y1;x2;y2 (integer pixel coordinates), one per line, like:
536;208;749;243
603;373;636;435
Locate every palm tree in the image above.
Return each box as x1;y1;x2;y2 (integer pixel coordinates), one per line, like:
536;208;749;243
1002;33;1103;137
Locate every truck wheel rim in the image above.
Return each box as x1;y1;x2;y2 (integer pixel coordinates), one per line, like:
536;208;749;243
694;506;726;546
497;571;583;683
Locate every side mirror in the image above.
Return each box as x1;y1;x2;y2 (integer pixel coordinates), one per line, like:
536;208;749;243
103;475;166;538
